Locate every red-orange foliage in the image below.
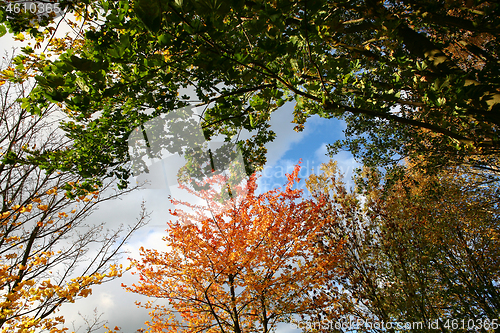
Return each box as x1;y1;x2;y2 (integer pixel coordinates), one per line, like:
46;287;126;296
125;164;343;333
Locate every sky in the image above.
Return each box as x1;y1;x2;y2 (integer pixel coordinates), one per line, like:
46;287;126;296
1;25;359;333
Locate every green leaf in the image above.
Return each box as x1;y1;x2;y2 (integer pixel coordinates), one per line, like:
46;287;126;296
158;34;170;46
0;24;7;38
20;98;30;110
134;0;162;33
70;56;95;72
101;0;109;12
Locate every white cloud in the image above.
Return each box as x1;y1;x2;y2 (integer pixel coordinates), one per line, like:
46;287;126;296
314;143;359;175
314;143;330;164
98;293;115;310
61;270;152;332
261;102;309;166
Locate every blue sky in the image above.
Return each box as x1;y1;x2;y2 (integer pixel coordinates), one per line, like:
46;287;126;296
255;102;358;195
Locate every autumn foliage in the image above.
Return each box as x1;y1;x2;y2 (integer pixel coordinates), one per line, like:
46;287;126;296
125;165;343;332
306;161;500;329
0;53;145;333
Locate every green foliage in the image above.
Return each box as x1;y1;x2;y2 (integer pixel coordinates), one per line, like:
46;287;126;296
11;0;499;184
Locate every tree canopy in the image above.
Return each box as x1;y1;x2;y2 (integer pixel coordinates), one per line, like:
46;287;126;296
0;1;499;330
3;0;495;183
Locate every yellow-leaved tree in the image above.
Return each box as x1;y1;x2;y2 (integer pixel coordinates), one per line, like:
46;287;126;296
306;160;500;331
0;51;146;333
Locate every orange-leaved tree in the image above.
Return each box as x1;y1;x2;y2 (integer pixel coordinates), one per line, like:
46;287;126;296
124;164;343;333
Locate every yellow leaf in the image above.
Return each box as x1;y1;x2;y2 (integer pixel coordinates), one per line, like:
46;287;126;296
20;204;32;213
46;188;57;195
37;204;48;211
